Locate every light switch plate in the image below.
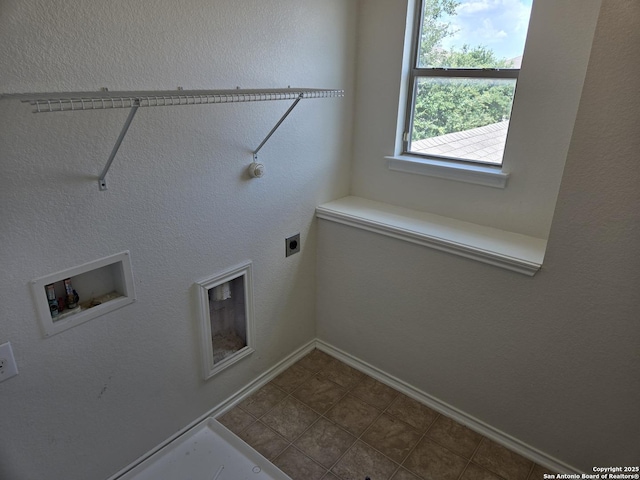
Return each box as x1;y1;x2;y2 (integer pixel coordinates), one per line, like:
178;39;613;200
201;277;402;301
0;342;18;382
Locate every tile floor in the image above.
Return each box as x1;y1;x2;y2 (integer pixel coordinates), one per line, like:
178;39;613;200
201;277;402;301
216;349;554;480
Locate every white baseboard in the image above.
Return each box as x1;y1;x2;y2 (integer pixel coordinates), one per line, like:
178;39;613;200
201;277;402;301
107;340;316;480
210;340;317;418
314;339;582;475
108;337;582;479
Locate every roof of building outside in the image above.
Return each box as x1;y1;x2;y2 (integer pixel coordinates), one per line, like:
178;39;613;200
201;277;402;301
410;120;509;165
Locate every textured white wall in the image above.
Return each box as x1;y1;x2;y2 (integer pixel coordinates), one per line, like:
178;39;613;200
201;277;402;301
350;0;601;239
0;1;355;479
317;1;640;470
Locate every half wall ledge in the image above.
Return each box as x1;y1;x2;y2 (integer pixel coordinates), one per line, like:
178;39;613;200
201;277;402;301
315;196;546;276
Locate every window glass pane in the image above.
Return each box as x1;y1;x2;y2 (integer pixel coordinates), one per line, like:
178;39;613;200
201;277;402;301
409;76;517;165
418;0;533;69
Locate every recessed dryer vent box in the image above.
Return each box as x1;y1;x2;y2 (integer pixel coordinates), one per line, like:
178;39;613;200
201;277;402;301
195;262;255;379
31;251;135;337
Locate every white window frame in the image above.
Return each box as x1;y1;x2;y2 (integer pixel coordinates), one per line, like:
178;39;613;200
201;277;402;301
403;0;522;167
388;0;530;189
370;1;600;238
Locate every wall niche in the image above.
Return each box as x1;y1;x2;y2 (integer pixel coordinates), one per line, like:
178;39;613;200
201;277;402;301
31;251;136;337
196;262;255;379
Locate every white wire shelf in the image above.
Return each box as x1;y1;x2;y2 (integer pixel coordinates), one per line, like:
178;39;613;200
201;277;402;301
1;87;344;113
2;87;344;190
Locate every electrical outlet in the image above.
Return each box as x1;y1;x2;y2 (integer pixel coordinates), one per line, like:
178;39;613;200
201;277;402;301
0;342;18;383
286;233;301;257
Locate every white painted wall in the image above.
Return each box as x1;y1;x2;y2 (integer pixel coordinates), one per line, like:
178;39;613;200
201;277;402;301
350;0;601;239
317;0;640;470
0;1;355;478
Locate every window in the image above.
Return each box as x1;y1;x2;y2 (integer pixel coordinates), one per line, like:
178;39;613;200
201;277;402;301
403;0;533;166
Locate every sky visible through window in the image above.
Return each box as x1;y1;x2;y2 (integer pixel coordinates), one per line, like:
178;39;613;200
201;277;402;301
408;0;533;164
439;0;532;62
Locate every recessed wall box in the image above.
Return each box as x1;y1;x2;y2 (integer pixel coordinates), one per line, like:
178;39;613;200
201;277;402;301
285;233;301;257
30;251;136;337
195;262;255;379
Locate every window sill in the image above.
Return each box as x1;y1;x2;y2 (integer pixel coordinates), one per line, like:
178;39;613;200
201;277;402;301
386;155;509;188
316;196;546;276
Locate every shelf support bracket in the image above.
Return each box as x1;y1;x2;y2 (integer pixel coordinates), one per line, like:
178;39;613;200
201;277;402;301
98;101;140;190
252;93;304;162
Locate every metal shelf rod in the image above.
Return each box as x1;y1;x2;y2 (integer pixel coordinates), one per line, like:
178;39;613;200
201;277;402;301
2;88;343;113
99;101;139;191
253;93;303;161
1;87;344;190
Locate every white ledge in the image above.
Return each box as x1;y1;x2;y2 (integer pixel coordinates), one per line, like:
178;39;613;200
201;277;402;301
386;155;509;188
316;196;546;276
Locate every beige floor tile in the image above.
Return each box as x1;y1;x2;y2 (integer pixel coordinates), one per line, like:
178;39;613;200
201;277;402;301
386;393;438;432
331;441;399;480
460;463;506;480
325;394;382;437
294;417;356;468
271;363;314;393
529;464;555;479
297;349;337;373
238;421;289;461
391;468;421;480
473;438;533;480
426;415;482;459
261;396;320;441
350;376;399;410
322;473;341;480
292;375;346;414
320;361;364;389
404;438;468;480
238;383;287;417
216;406;255;434
224;356;546;480
361;413;422;464
274;446;327;480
